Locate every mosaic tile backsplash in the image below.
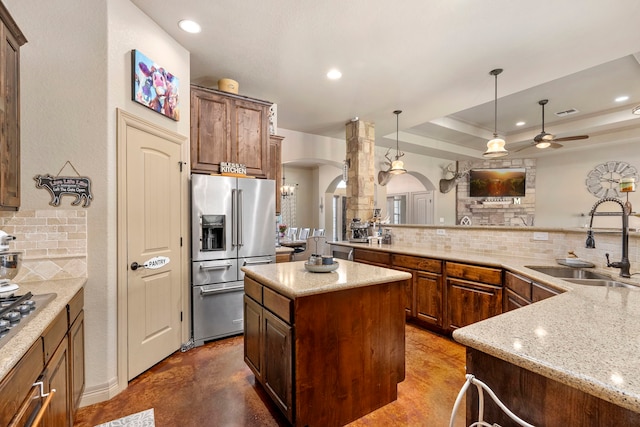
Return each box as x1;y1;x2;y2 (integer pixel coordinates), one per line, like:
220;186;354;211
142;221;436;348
0;209;87;282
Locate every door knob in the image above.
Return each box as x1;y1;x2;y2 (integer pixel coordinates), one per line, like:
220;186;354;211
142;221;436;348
130;262;145;271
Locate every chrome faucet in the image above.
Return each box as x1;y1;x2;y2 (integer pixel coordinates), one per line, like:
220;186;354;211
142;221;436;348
585;197;631;278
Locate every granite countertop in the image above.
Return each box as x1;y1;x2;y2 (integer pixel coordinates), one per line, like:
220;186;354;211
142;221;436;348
330;241;640;413
0;278;86;379
241;259;411;299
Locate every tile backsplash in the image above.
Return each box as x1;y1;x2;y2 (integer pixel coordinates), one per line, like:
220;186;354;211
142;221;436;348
0;209;87;282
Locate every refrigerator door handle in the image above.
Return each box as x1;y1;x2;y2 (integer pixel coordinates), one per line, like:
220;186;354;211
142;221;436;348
199;285;244;296
238;189;244;247
231;189;237;247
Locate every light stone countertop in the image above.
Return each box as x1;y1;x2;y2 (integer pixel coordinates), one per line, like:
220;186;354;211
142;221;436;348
0;278;86;379
241;259;411;299
275;246;294;254
330;241;640;413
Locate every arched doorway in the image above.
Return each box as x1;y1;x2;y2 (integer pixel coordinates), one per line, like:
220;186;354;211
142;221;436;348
385;172;436;224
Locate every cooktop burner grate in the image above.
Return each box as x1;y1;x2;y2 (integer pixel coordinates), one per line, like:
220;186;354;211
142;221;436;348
0;292;57;349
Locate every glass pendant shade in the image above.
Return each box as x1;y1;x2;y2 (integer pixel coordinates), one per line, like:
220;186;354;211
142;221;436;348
389;160;406;175
483;68;508;158
483;135;508;158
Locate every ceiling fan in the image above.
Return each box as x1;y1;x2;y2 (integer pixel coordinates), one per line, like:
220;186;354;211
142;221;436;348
516;99;589;152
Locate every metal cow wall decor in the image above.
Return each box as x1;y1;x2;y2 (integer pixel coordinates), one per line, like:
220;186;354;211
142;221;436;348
34;174;93;207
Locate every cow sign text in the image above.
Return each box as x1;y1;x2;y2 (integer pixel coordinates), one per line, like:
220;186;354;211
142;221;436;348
34;174;93;207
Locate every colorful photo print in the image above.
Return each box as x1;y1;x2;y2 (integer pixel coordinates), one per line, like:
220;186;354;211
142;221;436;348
132;50;180;121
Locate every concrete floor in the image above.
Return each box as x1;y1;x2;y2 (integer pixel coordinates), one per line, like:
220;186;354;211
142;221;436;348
74;323;466;427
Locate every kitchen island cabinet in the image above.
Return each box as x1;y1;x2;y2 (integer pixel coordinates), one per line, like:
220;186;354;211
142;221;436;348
242;260;411;427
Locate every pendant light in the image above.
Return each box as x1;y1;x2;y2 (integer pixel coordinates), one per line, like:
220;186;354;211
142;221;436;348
483;68;508;158
389;110;407;175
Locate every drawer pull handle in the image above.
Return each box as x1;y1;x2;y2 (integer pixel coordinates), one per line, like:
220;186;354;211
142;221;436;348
31;382;56;427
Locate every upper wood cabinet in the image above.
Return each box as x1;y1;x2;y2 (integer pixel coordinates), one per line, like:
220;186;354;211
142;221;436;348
190;85;271;178
0;3;26;210
268;134;284;214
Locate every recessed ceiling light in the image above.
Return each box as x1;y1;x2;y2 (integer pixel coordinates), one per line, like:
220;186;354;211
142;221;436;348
615;95;629;103
515;121;525;126
178;20;201;34
327;69;342;80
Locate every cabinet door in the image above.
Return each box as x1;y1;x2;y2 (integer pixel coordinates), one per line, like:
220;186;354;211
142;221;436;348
190;89;231;173
243;295;263;381
353;248;391;267
415;271;443;327
233;99;269;178
0;22;21;209
44;336;70;427
268;135;283;214
263;309;293;422
69;310;85;418
532;281;561;302
447;278;502;330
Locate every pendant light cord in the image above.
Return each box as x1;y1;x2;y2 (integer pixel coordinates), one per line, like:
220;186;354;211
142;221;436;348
394;109;402;160
490;69;503;138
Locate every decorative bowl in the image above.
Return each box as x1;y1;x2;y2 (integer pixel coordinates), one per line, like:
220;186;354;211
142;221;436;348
304;261;339;273
0;251;22;281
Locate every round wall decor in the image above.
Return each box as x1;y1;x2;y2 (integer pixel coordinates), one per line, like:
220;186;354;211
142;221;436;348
585;161;638;198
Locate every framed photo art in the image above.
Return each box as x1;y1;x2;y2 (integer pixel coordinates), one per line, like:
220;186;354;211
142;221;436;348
131;49;180;121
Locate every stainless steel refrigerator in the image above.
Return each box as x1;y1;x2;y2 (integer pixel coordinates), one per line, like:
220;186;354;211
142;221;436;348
190;174;275;346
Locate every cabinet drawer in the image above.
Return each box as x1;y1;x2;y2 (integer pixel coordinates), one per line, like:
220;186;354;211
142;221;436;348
504;272;531;301
532;282;561;302
245;276;263;303
392;254;442;273
263;287;292;324
353;248;390;266
43;309;67;364
68;288;84;324
0;339;44;427
446;262;502;286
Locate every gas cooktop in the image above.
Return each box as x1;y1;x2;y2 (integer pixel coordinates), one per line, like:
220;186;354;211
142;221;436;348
0;292;57;349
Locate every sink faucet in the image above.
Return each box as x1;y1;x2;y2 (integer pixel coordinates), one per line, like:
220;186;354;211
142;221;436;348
585;197;631;278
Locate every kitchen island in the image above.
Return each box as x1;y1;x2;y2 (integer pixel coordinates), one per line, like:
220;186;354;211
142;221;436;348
241;260;411;427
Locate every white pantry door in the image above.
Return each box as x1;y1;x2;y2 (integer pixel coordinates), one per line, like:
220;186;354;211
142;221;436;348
117;109;187;380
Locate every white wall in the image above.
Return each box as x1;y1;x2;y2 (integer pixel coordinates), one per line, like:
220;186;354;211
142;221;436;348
5;0;190;403
536;133;640;229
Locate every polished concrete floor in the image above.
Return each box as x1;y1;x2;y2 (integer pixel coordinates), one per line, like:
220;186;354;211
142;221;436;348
74;324;467;427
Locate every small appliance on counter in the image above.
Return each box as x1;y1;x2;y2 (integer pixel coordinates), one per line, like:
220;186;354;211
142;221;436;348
0;231;21;296
349;218;369;243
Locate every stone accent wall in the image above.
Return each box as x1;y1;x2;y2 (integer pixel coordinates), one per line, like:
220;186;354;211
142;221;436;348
345;120;375;223
456;158;536;226
0;209;87;282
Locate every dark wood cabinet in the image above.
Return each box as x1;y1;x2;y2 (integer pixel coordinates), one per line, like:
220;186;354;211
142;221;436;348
503;271;562;312
262;309;293;420
445;262;502;331
353;248;391;267
243;277;293;423
268;134;283;214
0;2;26;210
190;85;271;178
68;290;85;423
466;348;640;426
44;335;70;427
0;288;84;426
390;254;443;329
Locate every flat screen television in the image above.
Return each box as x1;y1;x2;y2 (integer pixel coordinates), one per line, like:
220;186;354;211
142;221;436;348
469;168;526;197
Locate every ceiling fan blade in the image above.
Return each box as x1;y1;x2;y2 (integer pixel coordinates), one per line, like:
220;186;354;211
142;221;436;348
547;142;563;149
513;144;536;153
553;135;589;142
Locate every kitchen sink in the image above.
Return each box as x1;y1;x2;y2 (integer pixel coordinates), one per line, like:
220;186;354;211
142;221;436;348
564;279;639;289
524;266;610;280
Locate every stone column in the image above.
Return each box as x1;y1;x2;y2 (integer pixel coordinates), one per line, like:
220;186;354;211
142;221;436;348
345;120;375;226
